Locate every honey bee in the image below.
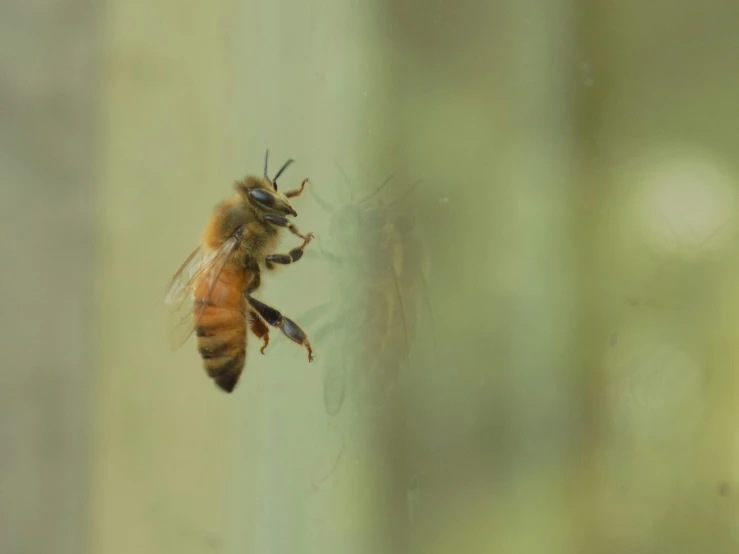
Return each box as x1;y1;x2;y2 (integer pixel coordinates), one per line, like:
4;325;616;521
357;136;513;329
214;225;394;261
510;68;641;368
301;165;433;415
164;150;315;393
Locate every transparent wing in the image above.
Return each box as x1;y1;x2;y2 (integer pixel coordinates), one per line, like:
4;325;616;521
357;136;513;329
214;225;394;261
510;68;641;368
164;236;240;350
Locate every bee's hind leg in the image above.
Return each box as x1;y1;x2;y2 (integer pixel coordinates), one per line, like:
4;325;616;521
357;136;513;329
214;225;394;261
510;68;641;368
248;309;270;354
246;295;314;362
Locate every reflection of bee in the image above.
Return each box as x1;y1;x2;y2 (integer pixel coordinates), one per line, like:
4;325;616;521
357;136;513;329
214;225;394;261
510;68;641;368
164;150;315;393
302;165;433;414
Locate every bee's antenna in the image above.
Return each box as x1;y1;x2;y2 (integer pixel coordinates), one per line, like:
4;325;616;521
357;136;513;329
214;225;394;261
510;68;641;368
272;158;295;192
264;149;273;186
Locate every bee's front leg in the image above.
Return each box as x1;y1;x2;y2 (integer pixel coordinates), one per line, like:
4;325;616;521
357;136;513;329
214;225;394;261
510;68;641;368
284;178;309;199
264;214;312;241
265;232;314;270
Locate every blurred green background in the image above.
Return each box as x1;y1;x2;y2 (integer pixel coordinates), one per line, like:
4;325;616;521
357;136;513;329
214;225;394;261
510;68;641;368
4;0;739;553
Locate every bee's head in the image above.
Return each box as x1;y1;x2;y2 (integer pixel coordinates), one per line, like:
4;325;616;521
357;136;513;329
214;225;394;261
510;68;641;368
237;151;298;217
240;179;297;217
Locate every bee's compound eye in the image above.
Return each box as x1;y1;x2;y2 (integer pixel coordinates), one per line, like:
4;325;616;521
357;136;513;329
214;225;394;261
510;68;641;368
248;188;276;208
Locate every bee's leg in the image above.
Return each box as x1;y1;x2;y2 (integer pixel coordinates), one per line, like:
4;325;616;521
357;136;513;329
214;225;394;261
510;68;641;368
248;309;270;354
244;262;262;294
263;214;313;241
265;233;314;269
284;178;309;198
246;295;314;362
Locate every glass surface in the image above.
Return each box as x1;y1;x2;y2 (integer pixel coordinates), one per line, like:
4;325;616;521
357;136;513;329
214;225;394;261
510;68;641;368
4;1;739;553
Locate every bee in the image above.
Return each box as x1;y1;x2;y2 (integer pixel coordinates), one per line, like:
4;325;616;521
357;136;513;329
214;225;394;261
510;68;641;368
301;166;433;415
164;150;315;393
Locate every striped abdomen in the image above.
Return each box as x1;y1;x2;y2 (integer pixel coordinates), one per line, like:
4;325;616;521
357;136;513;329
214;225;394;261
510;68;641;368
193;266;249;392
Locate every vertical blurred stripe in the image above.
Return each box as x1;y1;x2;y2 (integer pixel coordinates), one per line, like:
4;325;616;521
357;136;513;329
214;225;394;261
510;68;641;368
93;2;230;554
219;2;383;553
0;1;99;553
